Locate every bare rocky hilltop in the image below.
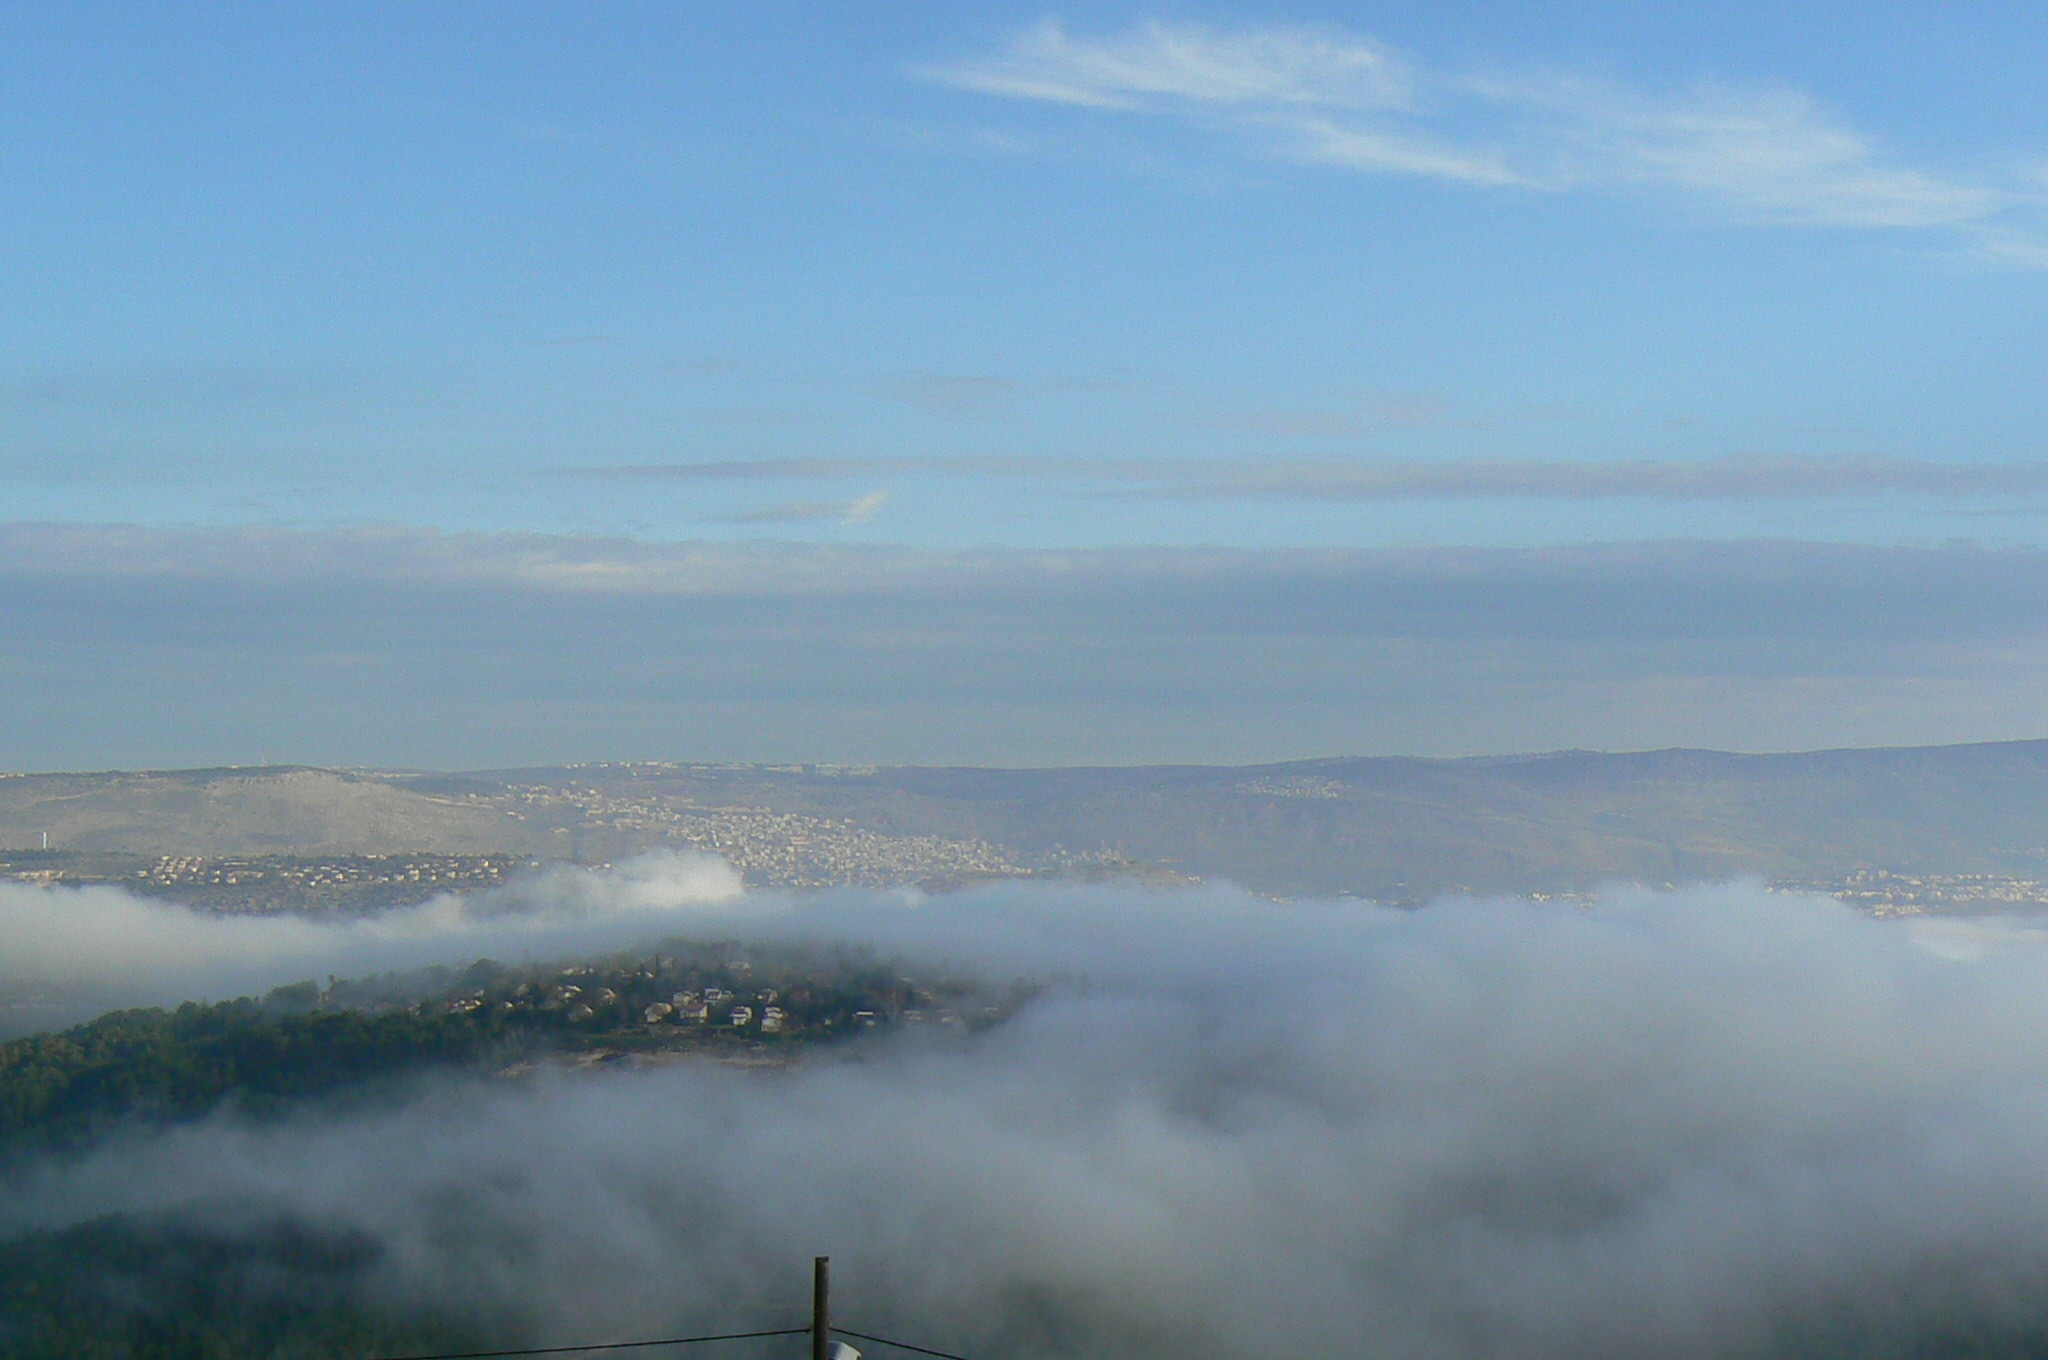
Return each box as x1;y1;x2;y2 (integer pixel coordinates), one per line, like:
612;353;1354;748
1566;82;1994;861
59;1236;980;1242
7;741;2048;904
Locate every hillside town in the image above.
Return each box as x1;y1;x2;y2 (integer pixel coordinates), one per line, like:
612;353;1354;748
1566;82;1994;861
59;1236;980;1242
131;853;534;911
311;947;1019;1047
461;781;1032;887
1768;869;2048;917
0;850;535;910
11;828;2048;920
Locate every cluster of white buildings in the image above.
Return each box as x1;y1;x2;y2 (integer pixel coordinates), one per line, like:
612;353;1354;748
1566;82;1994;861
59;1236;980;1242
645;988;787;1032
1771;869;2048;916
136;853;522;896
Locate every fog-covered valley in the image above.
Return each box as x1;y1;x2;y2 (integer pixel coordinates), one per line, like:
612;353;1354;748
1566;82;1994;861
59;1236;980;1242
12;861;2048;1357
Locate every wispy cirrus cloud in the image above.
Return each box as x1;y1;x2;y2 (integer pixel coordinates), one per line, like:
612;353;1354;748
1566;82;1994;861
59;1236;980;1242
571;453;2048;503
924;19;1521;184
1490;75;2011;230
923;20;2046;257
936;19;1415;112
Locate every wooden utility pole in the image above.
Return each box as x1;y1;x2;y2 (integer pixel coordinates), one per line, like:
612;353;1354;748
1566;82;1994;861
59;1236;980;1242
812;1257;830;1360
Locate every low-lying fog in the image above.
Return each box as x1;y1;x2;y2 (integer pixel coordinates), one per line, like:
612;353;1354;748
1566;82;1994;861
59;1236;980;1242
10;858;2048;1358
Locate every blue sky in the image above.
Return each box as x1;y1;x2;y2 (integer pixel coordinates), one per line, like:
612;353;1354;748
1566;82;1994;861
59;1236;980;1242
6;3;2048;765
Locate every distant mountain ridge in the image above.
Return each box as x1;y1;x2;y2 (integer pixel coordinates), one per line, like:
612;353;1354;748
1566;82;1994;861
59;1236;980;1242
6;740;2048;898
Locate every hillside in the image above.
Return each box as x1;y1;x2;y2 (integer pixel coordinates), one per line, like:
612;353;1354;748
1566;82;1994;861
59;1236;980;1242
0;767;562;857
8;741;2048;898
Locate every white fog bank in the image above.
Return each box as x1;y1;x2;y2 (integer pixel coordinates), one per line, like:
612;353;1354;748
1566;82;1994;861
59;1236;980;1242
0;852;747;1028
11;873;2048;1358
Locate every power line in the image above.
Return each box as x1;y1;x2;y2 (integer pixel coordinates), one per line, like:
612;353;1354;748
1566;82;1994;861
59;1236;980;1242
833;1328;977;1360
366;1326;810;1360
357;1256;986;1360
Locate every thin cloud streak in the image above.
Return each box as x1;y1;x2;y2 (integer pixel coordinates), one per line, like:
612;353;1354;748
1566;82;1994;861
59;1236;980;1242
925;20;2047;258
11;523;2048;646
569;454;2048;503
705;491;889;526
12;524;2048;763
929;18;1416;113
